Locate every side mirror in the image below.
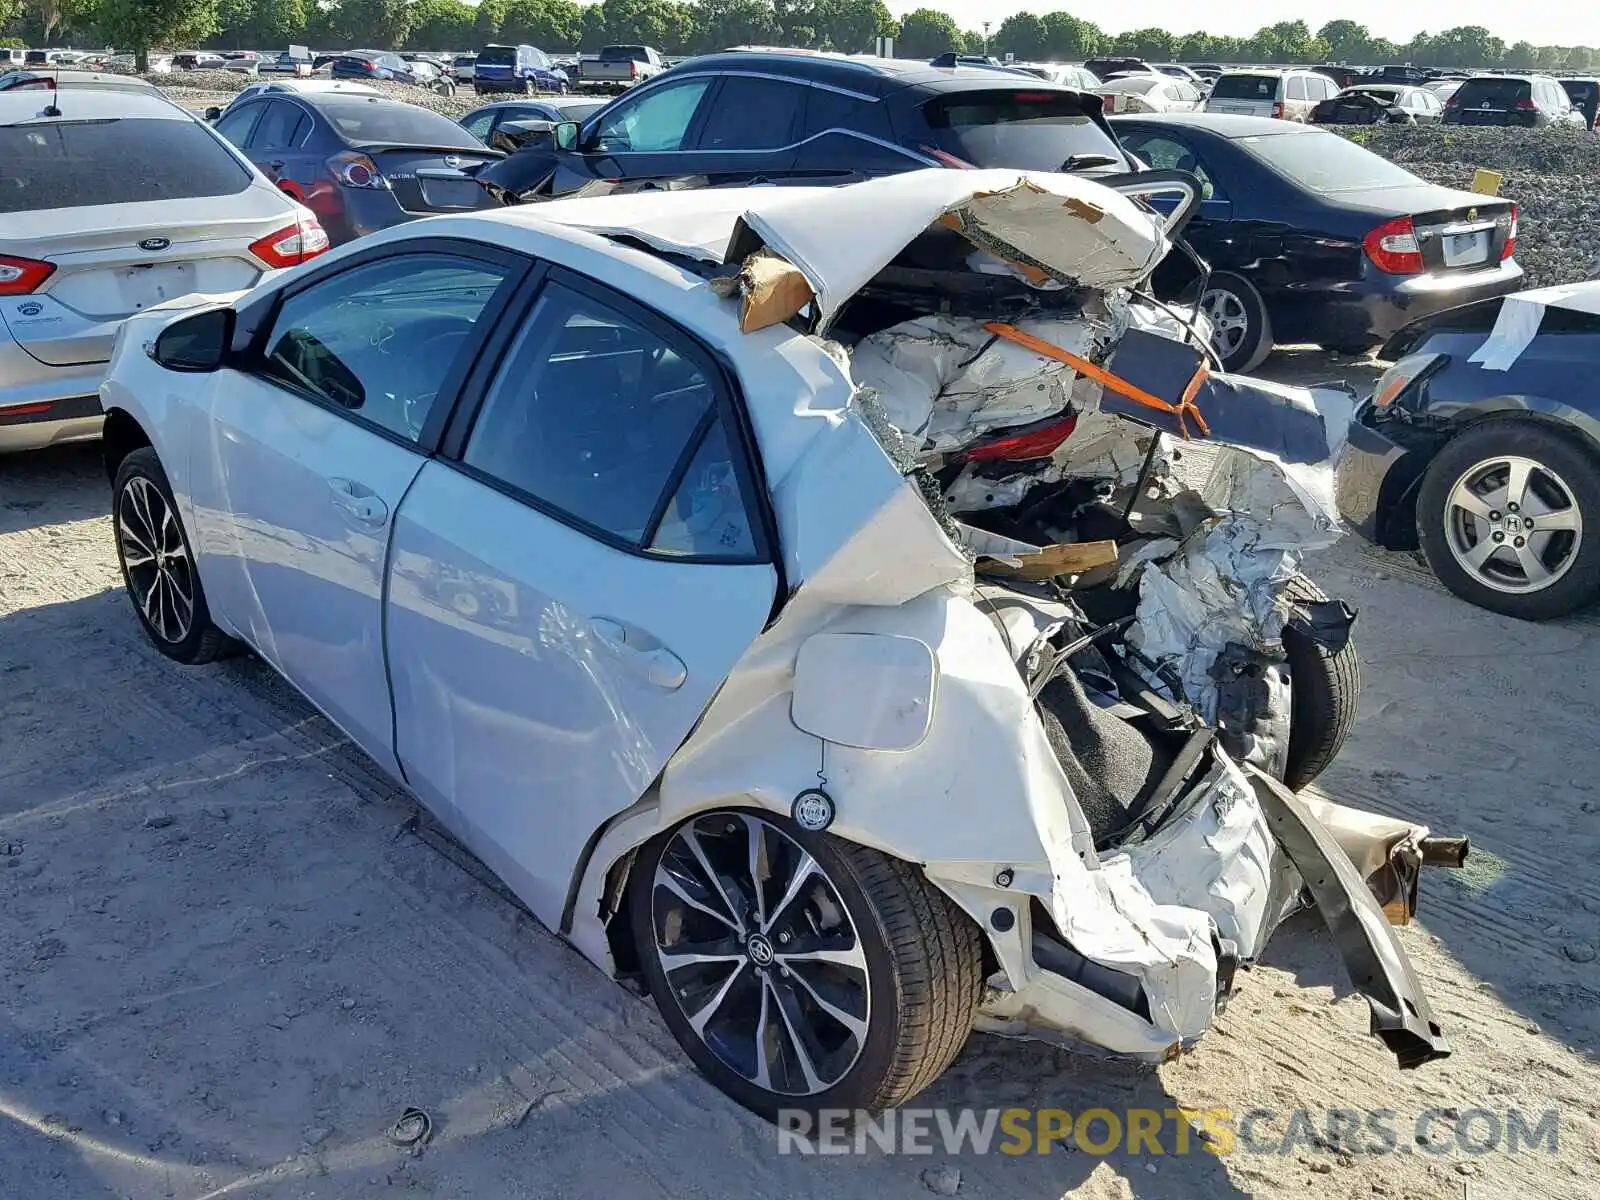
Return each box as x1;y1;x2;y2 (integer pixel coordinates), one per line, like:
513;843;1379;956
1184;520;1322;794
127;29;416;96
149;308;234;372
204;105;221;121
553;120;580;152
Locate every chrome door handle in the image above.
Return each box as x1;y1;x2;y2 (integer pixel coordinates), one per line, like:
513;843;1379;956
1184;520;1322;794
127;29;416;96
589;617;687;691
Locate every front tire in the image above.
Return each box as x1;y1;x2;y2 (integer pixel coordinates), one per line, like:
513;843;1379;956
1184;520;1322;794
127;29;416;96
630;810;982;1118
1201;271;1273;373
113;447;236;664
1416;420;1600;620
1281;574;1362;790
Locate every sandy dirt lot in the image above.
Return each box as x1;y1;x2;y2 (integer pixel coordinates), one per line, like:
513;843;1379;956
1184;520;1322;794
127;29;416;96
2;350;1598;1199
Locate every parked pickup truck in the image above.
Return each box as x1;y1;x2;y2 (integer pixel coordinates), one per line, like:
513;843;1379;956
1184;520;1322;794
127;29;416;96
578;45;664;90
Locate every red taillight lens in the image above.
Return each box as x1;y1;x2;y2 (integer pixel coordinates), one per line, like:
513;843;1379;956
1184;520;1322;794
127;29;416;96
0;254;55;295
1363;216;1424;275
1271;100;1284;119
965;414;1080;463
630;61;639;79
927;148;975;169
1501;204;1518;261
328;150;387;189
1444;94;1461;107
249;213;331;269
1515;97;1538;111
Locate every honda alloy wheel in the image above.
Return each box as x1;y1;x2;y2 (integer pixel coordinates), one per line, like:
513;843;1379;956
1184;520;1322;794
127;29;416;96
1418;421;1600;620
630;810;983;1117
112;447;237;664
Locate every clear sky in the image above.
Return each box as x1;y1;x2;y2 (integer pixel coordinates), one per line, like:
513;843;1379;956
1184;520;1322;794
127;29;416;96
888;2;1599;50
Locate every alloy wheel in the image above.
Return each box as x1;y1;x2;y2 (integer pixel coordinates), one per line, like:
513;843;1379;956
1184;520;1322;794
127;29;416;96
117;475;196;644
1201;287;1249;359
1443;454;1583;594
649;813;870;1097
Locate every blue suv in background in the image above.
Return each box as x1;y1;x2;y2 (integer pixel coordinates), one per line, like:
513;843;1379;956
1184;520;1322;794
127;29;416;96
473;44;569;95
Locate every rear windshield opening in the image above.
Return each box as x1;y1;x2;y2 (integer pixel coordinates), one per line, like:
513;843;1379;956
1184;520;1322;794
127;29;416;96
601;47;649;62
0;118;251;213
476;47;515;66
1456;79;1531;104
921;90;1126;172
1211;75;1279;100
319;100;485;148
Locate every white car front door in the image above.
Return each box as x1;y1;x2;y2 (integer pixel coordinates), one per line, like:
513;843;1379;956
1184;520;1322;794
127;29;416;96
188;243;525;772
383;269;778;925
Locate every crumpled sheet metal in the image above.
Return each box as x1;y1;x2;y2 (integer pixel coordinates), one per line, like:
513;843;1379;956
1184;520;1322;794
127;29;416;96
849;312;1106;455
739;169;1169;328
1117;751;1298;961
1467;281;1600;371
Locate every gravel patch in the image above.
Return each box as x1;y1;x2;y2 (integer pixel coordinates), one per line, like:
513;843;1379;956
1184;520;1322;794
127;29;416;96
1337;125;1600;288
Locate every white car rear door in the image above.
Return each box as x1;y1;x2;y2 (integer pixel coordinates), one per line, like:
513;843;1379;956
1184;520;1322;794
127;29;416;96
384;268;778;926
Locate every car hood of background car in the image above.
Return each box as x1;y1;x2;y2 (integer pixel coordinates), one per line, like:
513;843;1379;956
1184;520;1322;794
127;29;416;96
525;168;1171;327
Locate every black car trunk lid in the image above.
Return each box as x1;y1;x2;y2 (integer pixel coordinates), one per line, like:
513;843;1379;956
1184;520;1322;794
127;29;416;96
367;146;502;213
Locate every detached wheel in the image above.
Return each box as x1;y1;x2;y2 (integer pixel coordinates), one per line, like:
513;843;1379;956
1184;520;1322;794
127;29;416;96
113;447;236;664
1281;574;1361;791
631;810;982;1118
1416;420;1600;620
1201;271;1274;373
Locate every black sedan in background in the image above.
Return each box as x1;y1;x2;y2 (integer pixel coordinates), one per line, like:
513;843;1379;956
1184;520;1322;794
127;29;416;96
1336;289;1600;620
1110;114;1523;371
213;93;502;245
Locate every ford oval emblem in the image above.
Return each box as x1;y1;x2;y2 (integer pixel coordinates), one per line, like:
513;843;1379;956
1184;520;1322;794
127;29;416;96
138;237;170;251
17;301;42;317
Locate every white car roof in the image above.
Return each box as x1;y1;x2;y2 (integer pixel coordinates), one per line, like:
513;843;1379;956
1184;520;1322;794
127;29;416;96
0;86;185;119
1098;75;1167;92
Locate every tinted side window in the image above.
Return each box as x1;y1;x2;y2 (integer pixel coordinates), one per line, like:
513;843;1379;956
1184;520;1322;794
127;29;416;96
1286;77;1306;101
696;76;806;149
463;281;756;558
593;79;713;152
253;101;309;151
259;254;512;442
461;108;497;140
215;103;264;147
803;88;894;141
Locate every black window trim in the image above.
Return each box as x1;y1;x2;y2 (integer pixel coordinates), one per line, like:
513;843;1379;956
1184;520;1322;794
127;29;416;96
233;237;534;457
692;73;808;151
437;264;777;568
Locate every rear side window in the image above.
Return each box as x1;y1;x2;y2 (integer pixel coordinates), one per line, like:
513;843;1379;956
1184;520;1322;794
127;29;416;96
464;280;757;559
1286;77;1306;101
919;89;1124;171
803;88;893;140
1211;74;1279;100
0;118;251;213
696;77;806;149
1456;79;1531;106
253;102;309;151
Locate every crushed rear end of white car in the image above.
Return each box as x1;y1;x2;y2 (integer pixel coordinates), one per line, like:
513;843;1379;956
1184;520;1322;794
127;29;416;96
555;171;1462;1082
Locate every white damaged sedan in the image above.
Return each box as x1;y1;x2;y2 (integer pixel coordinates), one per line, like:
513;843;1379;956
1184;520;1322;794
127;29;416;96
100;169;1464;1117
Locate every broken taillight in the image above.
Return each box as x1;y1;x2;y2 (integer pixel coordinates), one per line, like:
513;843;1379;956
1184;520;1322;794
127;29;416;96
0;254;55;296
965;414;1080;462
1501;204;1518;261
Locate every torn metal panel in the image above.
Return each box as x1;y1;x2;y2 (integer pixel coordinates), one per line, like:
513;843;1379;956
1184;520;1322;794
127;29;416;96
849;312;1109;455
1116;751;1297;960
735;169;1169;327
1246;766;1452;1069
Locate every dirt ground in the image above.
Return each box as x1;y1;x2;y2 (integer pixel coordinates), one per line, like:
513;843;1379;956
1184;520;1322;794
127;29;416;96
2;348;1599;1199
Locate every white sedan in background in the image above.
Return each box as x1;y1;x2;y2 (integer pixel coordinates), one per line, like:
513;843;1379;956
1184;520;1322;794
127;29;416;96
1096;73;1206;114
98;171;1457;1118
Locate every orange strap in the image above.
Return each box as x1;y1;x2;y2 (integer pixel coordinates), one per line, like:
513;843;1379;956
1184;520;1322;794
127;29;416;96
984;322;1211;439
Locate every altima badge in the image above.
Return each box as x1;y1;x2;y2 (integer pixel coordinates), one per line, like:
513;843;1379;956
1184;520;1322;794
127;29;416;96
138;237;171;251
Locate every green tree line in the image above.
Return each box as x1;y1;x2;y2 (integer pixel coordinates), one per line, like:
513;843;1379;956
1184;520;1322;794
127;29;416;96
4;1;1595;77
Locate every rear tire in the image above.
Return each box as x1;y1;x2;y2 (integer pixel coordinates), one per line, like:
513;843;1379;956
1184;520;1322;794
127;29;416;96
1416;420;1600;620
113;447;238;664
630;810;982;1118
1201;271;1273;373
1282;574;1362;790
